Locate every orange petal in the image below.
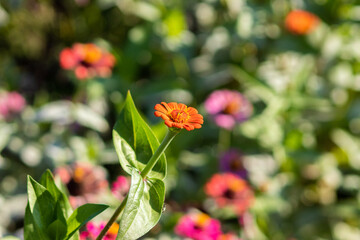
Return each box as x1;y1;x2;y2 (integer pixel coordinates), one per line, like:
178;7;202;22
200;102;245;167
188;118;204;124
154;104;168;114
192;123;202;129
191;114;203;119
178;103;187;111
187;107;198;115
184;124;195;131
164;120;173;128
161;102;172;112
154;111;163;117
168;102;178;110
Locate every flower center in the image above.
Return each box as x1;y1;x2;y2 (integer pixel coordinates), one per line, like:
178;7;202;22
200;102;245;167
67;178;82;196
223;189;236;199
223;101;240;114
169;109;189;123
230;158;244;171
194;213;210;229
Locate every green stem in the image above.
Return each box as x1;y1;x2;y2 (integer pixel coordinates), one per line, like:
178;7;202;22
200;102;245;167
96;195;128;240
218;128;231;152
141;129;179;178
96;128;179;239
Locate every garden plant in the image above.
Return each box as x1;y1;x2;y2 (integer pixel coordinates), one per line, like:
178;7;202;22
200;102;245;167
1;0;360;240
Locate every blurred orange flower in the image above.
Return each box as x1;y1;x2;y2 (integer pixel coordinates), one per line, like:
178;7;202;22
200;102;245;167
285;10;319;35
154;102;203;131
59;43;116;80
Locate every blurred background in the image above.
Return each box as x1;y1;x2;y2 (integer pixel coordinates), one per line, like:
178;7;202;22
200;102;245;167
1;0;360;239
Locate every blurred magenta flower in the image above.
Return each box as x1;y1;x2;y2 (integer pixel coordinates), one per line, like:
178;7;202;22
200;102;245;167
80;222;119;240
285;10;319;35
0;91;26;119
59;43;116;80
204;173;254;216
55;162;108;208
204;90;252;130
175;211;222;240
111;176;130;201
220;149;247;179
218;233;242;240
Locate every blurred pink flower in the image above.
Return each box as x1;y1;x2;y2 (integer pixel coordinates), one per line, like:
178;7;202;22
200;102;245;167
111;176;130;201
55;162;108;208
80;222;119;240
59;43;116;80
204;90;252;130
0;91;26;119
175;212;222;240
204;173;254;216
220;149;247;179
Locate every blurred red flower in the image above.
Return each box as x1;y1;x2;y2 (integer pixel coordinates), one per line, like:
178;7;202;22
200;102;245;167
59;43;116;80
285;10;319;35
204;173;254;216
55;162;108;208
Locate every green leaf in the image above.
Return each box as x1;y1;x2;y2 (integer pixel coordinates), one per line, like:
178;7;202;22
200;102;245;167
117;168;165;240
27;175;56;239
47;219;67;240
46;202;68;240
113;91;166;179
40;169;73;218
65;203;108;240
24;203;47;240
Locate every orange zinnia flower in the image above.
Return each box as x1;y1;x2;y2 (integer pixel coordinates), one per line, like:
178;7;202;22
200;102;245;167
154;102;203;131
285;10;319;35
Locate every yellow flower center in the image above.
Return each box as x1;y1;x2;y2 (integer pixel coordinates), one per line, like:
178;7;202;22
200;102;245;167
108;223;119;235
169;109;189;123
194;213;210;228
223;101;240;114
74;167;85;183
83;44;102;64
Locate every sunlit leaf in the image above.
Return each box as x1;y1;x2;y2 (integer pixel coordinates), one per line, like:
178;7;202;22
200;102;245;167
117;168;165;240
40;169;73;218
27;175;55;239
113;91;166;179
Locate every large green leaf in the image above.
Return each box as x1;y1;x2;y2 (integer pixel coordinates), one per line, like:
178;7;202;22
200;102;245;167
47;202;68;240
113;91;166;179
65;203;108;240
40;169;73;218
47;219;67;240
117;168;165;240
27;175;56;240
24;203;48;240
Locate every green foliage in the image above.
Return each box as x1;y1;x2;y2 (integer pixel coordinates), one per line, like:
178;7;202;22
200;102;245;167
40;170;72;218
116;168;165;240
113;92;167;239
66;204;109;240
25;171;108;240
113;91;167;180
